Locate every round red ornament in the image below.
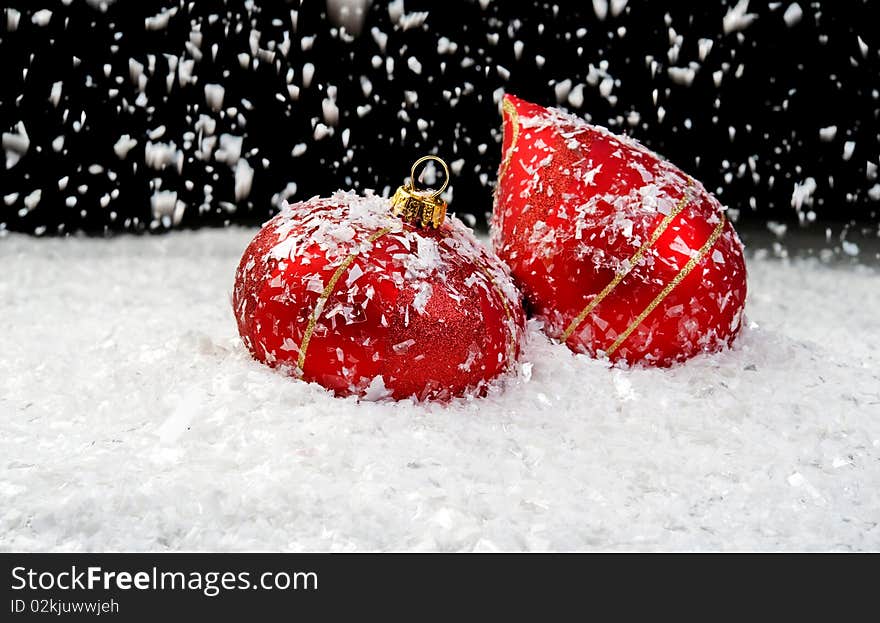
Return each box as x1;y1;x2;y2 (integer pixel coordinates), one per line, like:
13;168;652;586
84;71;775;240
233;158;525;401
492;94;747;366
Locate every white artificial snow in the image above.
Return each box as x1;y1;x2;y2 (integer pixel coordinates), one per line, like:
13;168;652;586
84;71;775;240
783;3;803;27
599;76;614;99
22;189;41;211
326;0;372;35
1;230;878;552
145;6;178;31
819;125;837;142
144;141;183;173
313;123;333;140
791;177;817;221
841;241;859;257
302;63;315;88
234;159;255;201
554;79;572;103
150;190;185;225
322;92;340;126
148;125;167;140
3;122;30;169
567;84;585;108
698;38;714;61
7;8;20;31
723;0;758;34
388;0;428;30
49;81;63;107
214;134;243;165
411;282;433;315
178;59;195;86
85;0;117;11
113;135;138;159
128;59;146;91
204;83;226;112
667;66;697;87
31;9;52;26
436;36;456;55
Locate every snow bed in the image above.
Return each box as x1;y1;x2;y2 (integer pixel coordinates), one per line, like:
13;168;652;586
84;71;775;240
1;228;878;552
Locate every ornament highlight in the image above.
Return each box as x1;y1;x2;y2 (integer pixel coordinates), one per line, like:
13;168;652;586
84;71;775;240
234;158;525;400
492;94;747;366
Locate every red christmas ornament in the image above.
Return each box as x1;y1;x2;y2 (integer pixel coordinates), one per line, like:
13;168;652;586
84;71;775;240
233;157;525;401
492;94;747;366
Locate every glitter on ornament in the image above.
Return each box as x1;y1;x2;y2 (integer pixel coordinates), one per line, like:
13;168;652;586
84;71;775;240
492;94;747;366
234;159;525;400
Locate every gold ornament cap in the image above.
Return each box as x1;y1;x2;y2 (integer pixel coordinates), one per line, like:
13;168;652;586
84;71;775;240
391;155;450;228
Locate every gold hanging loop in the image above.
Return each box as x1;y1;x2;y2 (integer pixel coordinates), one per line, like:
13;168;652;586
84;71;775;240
391;155;450;228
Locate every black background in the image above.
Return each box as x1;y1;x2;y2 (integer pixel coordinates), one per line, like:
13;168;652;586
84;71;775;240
1;1;878;239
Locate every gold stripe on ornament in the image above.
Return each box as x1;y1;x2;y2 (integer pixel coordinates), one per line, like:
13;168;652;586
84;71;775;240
498;98;520;181
560;178;694;342
296;227;393;373
604;213;727;357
